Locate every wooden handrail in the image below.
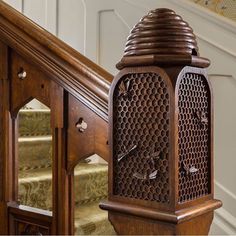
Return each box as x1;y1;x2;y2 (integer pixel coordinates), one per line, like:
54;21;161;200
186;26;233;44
0;0;112;121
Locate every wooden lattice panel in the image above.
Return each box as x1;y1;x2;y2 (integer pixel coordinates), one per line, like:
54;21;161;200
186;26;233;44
178;73;211;203
113;72;170;203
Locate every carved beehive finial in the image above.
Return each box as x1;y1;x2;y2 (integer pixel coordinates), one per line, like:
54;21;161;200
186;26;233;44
117;8;210;69
125;8;198;56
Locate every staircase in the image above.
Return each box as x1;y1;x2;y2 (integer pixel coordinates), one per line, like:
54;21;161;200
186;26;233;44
18;108;115;235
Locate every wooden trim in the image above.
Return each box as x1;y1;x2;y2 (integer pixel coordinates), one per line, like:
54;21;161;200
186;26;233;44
8;204;52;235
117;55;210;70
100;199;222;224
175;199;222;223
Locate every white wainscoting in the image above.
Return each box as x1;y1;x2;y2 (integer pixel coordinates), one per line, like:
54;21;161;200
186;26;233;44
209;75;236;235
4;0;236;234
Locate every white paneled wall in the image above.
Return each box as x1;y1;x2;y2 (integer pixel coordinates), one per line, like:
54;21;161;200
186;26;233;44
209;75;236;235
3;0;236;234
4;0;236;75
98;10;129;73
57;0;85;53
4;0;22;11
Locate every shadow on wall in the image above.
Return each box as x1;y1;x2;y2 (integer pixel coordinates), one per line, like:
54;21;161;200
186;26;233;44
209;75;236;235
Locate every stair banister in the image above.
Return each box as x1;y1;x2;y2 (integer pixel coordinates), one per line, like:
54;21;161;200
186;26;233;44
0;1;111;234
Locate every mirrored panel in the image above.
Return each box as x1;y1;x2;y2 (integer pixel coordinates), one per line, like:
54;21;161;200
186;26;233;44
74;155;115;235
18;99;52;212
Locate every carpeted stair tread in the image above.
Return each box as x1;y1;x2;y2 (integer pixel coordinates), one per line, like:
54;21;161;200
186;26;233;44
18;135;52;171
19;164;108;211
19;167;52;179
74;202;116;235
19;109;51;137
18;167;52;211
74;164;108;206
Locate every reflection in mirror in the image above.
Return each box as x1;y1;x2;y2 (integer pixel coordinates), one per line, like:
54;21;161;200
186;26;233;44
18;99;52;212
74;155;115;235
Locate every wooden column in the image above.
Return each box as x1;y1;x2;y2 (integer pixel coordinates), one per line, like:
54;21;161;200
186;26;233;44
100;8;222;235
50;83;74;235
0;41;16;234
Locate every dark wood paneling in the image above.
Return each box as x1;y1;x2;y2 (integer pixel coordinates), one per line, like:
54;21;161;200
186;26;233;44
67;94;109;172
10;50;51;115
9;205;52;235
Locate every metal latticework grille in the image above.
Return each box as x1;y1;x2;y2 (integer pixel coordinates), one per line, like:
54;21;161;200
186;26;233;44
178;73;211;203
113;73;170;203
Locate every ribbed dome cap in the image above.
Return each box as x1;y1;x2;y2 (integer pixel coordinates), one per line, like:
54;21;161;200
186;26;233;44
124;8;199;57
117;8;210;69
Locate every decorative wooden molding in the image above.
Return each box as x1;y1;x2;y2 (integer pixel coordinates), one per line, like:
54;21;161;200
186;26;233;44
101;199;221;223
8;204;52;235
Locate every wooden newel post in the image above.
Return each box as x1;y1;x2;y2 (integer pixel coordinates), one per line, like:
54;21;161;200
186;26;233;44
100;8;222;235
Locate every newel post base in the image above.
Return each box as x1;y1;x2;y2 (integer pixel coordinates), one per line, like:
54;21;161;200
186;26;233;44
100;199;222;235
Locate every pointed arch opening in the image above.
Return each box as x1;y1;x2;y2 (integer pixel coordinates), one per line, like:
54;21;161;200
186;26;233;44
17;99;53;212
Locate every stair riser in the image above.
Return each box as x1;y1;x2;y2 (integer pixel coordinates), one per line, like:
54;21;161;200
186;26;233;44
74;170;108;205
19;178;52;211
19;166;108;211
19;139;52;171
19;110;51;137
75;214;115;235
74;202;115;235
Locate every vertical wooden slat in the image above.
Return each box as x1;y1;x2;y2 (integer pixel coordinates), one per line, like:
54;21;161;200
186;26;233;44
50;82;74;234
0;42;10;202
0;41;8;216
0;41;8;80
0;41;12;234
